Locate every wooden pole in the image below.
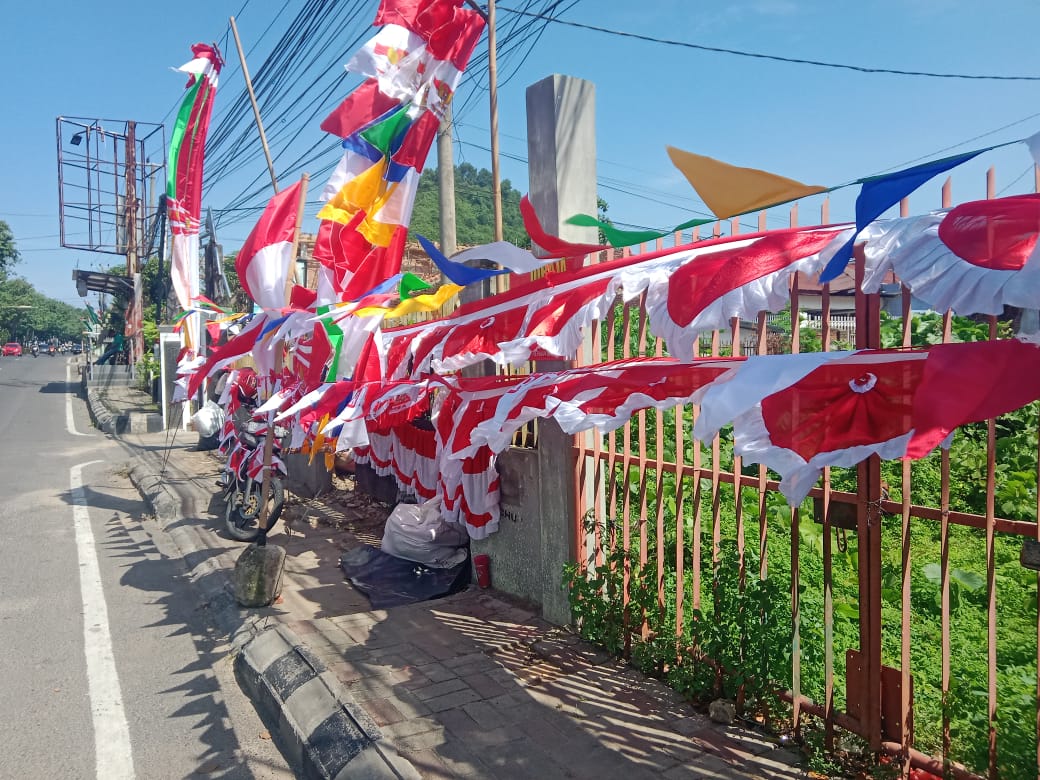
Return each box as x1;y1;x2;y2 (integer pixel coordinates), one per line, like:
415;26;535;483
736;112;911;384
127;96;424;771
487;0;503;241
230;15;279;195
255;173;308;544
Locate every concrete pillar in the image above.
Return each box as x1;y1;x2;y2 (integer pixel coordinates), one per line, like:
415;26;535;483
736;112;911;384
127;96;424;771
471;75;596;627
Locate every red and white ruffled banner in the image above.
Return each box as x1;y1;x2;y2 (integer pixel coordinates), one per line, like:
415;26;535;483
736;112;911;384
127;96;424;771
379;224;853;378
693;337;1040;503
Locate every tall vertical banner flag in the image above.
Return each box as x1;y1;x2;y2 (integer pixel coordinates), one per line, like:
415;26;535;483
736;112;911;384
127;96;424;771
167;43;222;350
315;0;486;305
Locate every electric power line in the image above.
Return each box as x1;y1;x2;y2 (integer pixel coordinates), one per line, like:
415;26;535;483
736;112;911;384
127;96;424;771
497;6;1040;81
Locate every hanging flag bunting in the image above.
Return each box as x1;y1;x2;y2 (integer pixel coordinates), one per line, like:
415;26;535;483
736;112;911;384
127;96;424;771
666;146;829;221
355;282;462;319
440;357;741;459
565;212;714;249
644;224;852;359
315;0;486;306
235;180;304;310
399;272;432;298
818;149;988;282
861;194;1040;315
416;234;508;286
380;224;852;378
372;0;486;73
520;195;611;258
167;43;222;347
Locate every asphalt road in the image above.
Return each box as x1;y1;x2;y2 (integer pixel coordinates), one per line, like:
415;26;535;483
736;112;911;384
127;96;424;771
0;354;291;779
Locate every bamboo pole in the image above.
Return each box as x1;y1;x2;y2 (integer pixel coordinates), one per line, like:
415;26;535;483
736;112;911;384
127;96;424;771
230;15;279;194
255;173;309;544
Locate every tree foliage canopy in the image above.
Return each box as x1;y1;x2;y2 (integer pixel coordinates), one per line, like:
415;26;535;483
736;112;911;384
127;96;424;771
0;220;21;278
408;163;530;248
0;277;87;344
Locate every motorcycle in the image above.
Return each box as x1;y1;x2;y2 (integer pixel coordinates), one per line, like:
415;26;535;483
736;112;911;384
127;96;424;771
30;344;38;358
47;344;57;357
219;415;288;542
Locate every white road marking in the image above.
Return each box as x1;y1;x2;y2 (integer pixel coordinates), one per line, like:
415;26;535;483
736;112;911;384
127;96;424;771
71;461;135;779
66;364;92;436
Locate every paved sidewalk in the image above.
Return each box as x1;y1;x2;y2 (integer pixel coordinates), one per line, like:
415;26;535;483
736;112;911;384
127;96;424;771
89;382;807;779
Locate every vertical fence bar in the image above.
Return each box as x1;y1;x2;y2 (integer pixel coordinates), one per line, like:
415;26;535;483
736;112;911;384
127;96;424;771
820;197;835;750
899;225;914;774
1035;163;1040;780
855;242;885;750
757;202;771;585
691;227;704;613
603;296;622;647
654;322;666;620
635;291;651;641
620;296;634;657
985;168;998;780
591;314;605;568
789;203;802;735
939;178;954;772
730;217;746;587
671;230;687;640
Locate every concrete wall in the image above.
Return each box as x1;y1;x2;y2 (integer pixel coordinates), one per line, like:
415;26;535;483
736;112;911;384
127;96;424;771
471;74;597;627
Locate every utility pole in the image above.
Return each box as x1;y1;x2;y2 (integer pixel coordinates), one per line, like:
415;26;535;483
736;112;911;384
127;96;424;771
437;107;457;259
488;0;503;241
461;0;502;241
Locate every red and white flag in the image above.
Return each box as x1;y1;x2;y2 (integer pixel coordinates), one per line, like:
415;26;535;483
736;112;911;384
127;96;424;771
694;339;1040;504
235;181;303;310
861;194;1040;315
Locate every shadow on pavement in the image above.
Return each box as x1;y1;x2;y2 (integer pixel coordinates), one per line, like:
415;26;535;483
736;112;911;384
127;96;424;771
98;505;264;779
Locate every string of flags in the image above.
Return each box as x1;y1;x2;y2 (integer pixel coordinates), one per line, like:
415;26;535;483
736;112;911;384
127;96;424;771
169;0;1040;536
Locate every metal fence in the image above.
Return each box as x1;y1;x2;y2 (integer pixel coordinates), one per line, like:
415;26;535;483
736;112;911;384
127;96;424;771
569;170;1040;779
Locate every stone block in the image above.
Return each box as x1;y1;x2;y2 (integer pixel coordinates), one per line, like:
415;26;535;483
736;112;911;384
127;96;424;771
233;543;286;607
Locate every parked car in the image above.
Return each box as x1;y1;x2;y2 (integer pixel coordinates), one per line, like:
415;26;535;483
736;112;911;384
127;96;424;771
2;342;22;356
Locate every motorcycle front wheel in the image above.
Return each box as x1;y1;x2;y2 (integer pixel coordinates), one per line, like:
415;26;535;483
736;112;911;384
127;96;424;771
224;477;285;542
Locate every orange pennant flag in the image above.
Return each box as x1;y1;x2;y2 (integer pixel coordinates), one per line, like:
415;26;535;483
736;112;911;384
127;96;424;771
667;146;827;220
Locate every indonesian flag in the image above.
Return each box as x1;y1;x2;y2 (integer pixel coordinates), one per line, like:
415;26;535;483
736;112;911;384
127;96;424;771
694;339;1040;504
861;194;1040;315
235;181;303;310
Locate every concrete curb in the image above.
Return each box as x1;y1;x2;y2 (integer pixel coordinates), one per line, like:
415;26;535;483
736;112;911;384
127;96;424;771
86;386;121;435
104;384;419;778
236;625;419;780
128;463;184;528
84;380;162;435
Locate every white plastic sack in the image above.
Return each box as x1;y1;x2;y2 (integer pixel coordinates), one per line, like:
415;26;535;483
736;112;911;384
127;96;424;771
381;497;468;568
191;400;225;438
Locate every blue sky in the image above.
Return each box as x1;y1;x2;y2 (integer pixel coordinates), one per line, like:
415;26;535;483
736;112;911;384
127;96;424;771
3;0;1040;304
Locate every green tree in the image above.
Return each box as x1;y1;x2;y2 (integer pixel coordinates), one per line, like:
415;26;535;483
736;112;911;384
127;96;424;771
0;278;84;343
0;220;22;279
